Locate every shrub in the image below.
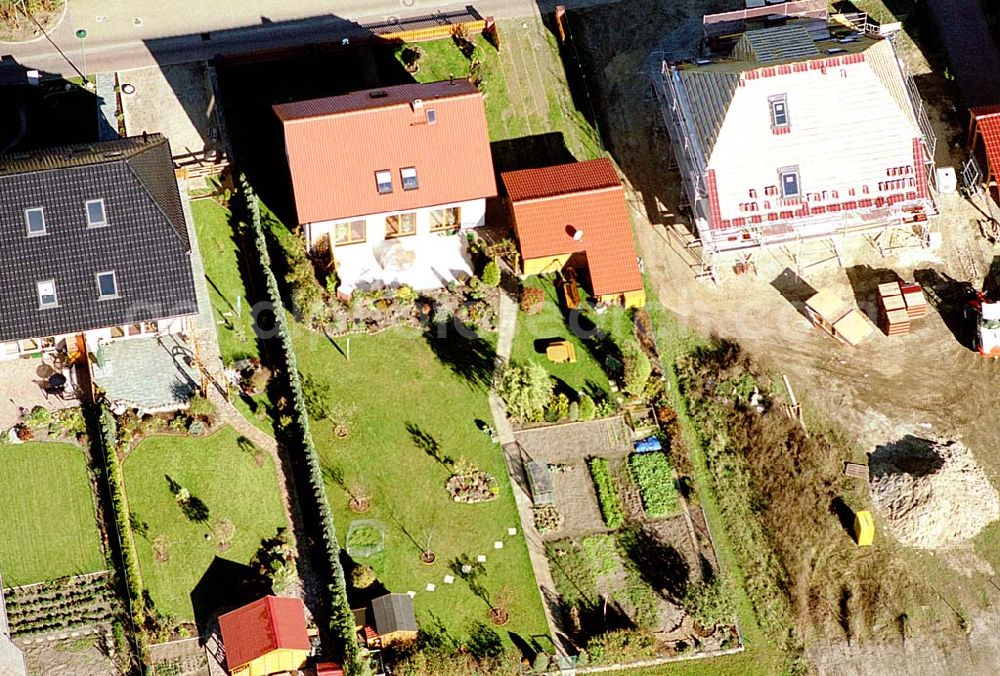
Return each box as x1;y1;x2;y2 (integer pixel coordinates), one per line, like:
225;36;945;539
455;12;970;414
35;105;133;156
586;629;656;665
396;285;416;303
284;235;325;325
544;392;570;422
587;457;623;529
24;405;51;428
629;452;678;517
496;362;553;422
48;407;87;438
568;401;580;421
519;286;545;314
622;340;651;397
302;374;331;420
187;393;215;422
684;577;736;629
481;260;500;287
351;564;376;589
578;394;597;421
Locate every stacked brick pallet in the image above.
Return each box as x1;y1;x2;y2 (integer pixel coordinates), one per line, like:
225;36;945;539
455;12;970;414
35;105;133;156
877;281;927;336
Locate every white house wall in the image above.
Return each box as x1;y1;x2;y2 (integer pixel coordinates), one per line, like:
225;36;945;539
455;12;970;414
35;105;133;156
306;198;486;252
708;57;922;225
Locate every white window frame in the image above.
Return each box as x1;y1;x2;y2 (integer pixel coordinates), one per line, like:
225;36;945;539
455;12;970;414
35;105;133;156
96;270;119;299
24;207;46;237
779;166;801;199
769;94;789;129
401;166;419;191
85;199;109;227
375;170;393;194
37;280;58;309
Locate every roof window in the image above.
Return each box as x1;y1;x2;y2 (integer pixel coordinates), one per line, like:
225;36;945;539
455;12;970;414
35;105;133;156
25;208;46;237
779;166;801;198
86;199;108;227
769;94;789;129
376;170;393;195
427;109;437;124
37;280;58;309
96;271;119;299
401;167;419;191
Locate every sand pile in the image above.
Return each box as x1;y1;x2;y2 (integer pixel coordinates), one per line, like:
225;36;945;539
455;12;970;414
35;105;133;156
869;437;1000;549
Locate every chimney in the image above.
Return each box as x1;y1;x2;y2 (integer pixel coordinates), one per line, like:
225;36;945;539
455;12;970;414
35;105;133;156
571;226;584;241
411;98;426;123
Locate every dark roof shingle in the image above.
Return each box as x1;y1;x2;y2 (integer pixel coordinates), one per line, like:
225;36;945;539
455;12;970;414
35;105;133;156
0;134;198;342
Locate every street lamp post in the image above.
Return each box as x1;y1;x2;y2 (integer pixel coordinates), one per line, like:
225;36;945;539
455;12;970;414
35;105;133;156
75;28;88;85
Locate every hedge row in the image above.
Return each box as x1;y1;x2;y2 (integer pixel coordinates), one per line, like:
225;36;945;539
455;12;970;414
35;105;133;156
95;405;149;664
241;177;362;673
629;452;678;517
587;457;623;529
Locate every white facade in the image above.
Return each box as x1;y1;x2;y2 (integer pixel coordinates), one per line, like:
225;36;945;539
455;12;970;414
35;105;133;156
305;198;487;294
0;315;190;362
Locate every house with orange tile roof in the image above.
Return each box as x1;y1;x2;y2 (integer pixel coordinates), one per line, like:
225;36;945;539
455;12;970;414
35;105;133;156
274;80;497;295
218;595;311;676
502;158;645;309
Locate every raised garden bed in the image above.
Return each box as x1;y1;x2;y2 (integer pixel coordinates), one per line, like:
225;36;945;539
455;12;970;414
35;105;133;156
587;457;623;529
629;452;678;518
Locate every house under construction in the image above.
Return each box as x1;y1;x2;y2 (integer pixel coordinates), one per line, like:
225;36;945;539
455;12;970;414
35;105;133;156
651;1;938;280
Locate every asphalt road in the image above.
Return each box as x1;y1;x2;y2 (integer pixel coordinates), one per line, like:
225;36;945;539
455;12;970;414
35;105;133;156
0;0;621;75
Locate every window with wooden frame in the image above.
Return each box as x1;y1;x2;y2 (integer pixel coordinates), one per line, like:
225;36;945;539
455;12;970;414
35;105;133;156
334;219;366;245
779;166;801;198
385;212;417;238
768;94;789;129
430;206;461;232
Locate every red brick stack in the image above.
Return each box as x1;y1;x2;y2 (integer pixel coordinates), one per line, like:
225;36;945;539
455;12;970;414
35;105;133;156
878;281;927;336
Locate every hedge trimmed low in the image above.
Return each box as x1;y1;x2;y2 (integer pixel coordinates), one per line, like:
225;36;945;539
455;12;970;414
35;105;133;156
629;452;678;517
587;457;623;529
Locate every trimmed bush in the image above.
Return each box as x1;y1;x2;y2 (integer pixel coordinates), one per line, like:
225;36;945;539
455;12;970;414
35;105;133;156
578;394;597;421
587;457;623;529
519;286;545;314
629;452;678;517
683;577;736;629
481;260;501;287
622;340;651;397
351;564;376;589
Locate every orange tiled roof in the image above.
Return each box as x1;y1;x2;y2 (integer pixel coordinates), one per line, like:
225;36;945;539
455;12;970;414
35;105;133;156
218;596;310;671
274;80;497;225
502;158;643;297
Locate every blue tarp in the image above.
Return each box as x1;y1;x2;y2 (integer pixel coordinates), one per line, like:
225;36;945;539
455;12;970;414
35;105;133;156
633;437;662;453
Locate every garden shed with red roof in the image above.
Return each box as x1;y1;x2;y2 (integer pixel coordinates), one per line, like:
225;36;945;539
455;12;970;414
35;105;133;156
218;595;310;676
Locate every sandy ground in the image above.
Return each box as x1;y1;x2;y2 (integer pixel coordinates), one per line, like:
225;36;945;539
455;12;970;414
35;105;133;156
119;62;218;161
563;0;1000;670
19;634;116;676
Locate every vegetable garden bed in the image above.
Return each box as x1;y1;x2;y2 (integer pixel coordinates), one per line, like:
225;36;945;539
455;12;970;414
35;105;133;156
4;571;119;637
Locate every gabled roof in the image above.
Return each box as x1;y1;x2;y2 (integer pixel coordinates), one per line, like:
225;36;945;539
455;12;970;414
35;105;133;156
219;596;310;670
0;134;198;342
502;158;644;297
274;80;497;225
672;31;919;165
370;593;418;635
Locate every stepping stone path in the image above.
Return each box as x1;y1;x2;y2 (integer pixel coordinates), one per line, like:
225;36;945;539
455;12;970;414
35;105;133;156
477;555;487;563
425;583;436;592
407;591;416;598
508;527;518;536
494;541;504;549
444;575;454;584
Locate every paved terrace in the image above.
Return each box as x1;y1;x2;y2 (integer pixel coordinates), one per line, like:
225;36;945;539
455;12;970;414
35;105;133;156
91;334;200;413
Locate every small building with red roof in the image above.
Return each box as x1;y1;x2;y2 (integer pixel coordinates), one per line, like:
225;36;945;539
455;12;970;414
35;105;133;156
502;158;645;308
274;80;497;295
218;595;310;676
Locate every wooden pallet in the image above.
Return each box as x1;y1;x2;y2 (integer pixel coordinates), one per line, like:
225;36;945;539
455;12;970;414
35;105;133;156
844;462;869;479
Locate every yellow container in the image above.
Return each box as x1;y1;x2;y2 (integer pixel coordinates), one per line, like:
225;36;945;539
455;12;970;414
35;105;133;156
854;510;874;546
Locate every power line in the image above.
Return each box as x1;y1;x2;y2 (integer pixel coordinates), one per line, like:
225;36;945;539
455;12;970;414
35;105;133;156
15;0;87;83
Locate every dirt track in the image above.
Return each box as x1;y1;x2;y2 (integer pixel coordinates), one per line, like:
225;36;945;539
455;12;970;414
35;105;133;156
564;0;1000;671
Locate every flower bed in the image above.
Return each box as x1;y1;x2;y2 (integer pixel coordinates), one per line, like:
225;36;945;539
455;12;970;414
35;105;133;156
446;471;499;503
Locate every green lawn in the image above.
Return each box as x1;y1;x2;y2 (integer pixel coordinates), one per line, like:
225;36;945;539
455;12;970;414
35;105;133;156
510;275;634;398
292;323;551;649
124;427;288;620
191;199;259;365
0;442;104;585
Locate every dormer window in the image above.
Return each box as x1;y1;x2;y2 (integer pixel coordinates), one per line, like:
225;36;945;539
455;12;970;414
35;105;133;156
769;94;789;129
37;280;58;309
86;199;108;227
401;167;418;191
25;208;45;237
376;170;393;194
96;271;119;299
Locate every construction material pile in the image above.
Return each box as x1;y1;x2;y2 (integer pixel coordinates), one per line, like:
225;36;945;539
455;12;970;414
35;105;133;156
877;281;927;336
869;438;999;549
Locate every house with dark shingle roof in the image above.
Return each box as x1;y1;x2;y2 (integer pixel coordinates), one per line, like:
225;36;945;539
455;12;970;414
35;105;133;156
273;79;497;295
502;158;645;308
0;134;198;361
653;15;937;276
